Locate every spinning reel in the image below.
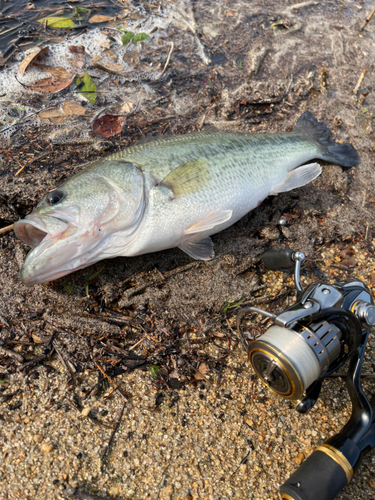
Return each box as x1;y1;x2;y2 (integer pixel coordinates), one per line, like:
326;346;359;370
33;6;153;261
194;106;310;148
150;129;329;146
237;248;375;500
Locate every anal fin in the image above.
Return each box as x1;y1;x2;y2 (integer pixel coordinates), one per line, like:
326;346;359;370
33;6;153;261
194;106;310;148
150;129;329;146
178;237;214;261
184;209;232;234
270;163;322;195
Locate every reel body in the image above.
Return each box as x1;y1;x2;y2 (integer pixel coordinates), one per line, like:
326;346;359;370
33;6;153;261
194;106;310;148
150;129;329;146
237;248;375;500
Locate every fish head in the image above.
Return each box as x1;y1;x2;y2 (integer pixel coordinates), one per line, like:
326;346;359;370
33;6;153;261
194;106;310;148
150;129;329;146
14;161;144;285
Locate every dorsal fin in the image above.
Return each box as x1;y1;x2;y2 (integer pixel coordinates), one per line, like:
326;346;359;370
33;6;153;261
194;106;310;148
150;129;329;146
160;158;211;199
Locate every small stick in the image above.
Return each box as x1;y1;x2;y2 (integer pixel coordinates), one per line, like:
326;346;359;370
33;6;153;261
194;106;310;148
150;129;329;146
0;224;14;236
93;359;130;401
0;23;24;36
359;6;375;32
154;42;174;81
0;346;24;364
353;69;367;94
128;337;144;351
15;151;51;176
101;399;126;460
119;0;135;10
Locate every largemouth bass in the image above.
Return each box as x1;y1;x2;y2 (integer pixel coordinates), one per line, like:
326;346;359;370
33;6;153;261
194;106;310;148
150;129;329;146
14;111;359;285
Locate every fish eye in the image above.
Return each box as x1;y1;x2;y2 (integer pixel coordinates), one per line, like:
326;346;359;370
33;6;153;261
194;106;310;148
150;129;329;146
46;190;64;205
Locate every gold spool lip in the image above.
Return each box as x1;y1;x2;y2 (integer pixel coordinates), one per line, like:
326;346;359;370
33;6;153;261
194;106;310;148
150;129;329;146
316;444;353;483
281;495;295;500
249;341;304;400
351;300;361;313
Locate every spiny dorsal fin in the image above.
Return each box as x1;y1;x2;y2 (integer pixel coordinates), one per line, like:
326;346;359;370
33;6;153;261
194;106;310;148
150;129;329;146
160;158;211;199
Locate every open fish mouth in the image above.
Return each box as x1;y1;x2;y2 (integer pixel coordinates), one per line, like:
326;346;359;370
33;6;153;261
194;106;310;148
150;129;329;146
14;215;80;285
14;215;70;249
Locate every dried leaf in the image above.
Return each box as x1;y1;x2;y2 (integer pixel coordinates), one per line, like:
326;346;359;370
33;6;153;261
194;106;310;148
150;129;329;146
98;39;111;49
198;363;209;375
31;62;53;72
39;101;85;124
39;107;67;124
194;370;205;381
75;73;96;105
37;16;76;28
68;45;87;56
102;49;117;62
89;15;114;23
61;101;86;116
122;47;140;69
25;75;74;94
18;47;49;74
121;102;133;113
45;66;74;79
92;114;126;138
67;57;85;69
101;62;125;73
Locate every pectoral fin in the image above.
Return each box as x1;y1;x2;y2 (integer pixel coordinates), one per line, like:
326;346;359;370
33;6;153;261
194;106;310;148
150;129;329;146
160;158;211;199
270;163;322;195
178;237;214;261
184;209;232;234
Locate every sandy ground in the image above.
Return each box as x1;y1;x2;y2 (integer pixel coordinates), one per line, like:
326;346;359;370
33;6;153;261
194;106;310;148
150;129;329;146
1;1;375;499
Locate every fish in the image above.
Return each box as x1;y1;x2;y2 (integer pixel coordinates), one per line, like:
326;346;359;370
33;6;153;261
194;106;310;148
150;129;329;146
14;111;359;285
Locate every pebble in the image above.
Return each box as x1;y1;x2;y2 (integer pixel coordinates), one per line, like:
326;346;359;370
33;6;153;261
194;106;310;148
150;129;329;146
81;407;91;417
33;434;43;444
41;443;53;453
109;486;119;497
294;452;305;464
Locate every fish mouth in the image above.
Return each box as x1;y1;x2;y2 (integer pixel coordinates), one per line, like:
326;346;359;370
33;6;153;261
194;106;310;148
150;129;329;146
14;215;69;249
14;215;78;285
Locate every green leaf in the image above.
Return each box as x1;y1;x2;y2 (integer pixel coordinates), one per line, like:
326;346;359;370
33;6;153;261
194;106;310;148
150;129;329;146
222;297;246;313
132;32;149;44
149;365;160;378
121;31;134;45
75;6;91;14
37;16;76;28
75;73;97;105
73;7;91;21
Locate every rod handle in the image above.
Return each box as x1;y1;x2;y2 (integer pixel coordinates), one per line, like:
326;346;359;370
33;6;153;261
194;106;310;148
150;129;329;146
280;445;351;500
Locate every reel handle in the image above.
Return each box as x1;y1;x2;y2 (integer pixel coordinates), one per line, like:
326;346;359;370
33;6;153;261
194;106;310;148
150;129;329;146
261;248;295;270
262;248;305;292
280;446;350;500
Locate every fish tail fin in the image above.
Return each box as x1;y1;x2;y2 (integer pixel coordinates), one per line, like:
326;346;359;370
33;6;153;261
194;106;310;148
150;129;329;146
293;111;359;167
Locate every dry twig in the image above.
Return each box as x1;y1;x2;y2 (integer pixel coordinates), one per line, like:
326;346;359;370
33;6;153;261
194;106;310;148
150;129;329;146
93;359;130;402
0;224;14;236
0;346;24;364
353;69;367;94
101;399;127;460
154;42;174;81
359;6;375;31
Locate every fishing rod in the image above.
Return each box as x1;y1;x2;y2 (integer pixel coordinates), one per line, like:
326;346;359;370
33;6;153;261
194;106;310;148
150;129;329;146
237;248;375;500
